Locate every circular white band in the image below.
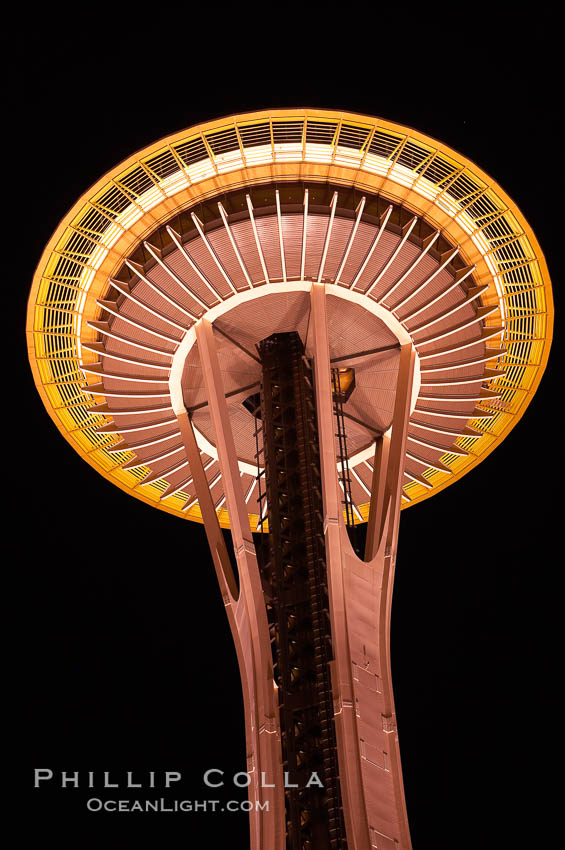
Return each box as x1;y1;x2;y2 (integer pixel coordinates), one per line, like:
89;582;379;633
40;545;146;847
169;281;420;474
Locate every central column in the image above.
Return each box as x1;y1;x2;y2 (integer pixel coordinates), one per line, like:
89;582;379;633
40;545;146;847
257;332;347;850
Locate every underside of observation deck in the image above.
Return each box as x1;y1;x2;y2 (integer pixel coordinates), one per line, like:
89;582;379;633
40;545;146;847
67;179;517;528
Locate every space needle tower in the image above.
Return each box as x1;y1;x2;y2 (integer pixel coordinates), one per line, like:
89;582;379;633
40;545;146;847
27;109;553;849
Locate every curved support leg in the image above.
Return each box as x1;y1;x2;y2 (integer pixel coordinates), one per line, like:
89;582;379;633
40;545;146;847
175;318;286;850
310;283;415;850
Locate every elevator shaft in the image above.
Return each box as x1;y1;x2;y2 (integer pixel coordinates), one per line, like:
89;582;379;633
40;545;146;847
257;332;347;850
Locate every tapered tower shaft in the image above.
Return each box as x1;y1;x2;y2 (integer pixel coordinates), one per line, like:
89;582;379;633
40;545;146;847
176;286;416;850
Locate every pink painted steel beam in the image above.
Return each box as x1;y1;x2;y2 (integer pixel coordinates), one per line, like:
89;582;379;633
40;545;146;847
310;282;415;850
191;319;286;850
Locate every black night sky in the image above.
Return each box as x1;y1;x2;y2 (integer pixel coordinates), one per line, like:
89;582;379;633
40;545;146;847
12;17;558;850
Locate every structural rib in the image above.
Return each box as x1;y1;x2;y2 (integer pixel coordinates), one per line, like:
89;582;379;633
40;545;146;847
95;417;177;435
370;217;417;298
414;404;497;419
275;189;287;282
419;349;507;372
300;188;309;281
81;382;171;400
81;342;171;372
87;402;173;416
165;225;222;304
400;266;477;322
418;328;504;360
409;420;483;438
80;363;169;385
350;205;393;289
108;429;182;453
141;241;207;313
162;457;216;502
190;214;237;294
407;433;469;456
406;450;454;473
408;287;491;336
246;195;270;284
391;247;459;311
335;196;365;283
418;387;502;403
111;277;189;333
404;469;434;489
139;459;189;486
415;306;500;347
317;192;338;281
126;257;199;322
378;230;440;303
95;300;181;345
86;321;175;357
121;444;185;469
218;202;253;288
420;368;506;387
